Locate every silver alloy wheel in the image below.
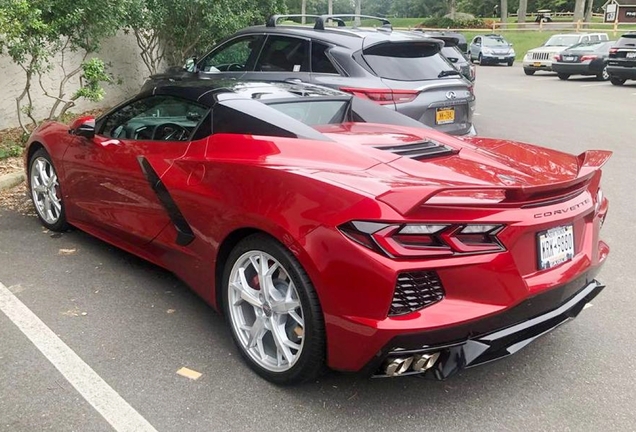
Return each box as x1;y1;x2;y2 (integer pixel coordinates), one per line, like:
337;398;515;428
228;251;305;372
602;66;609;81
30;156;62;224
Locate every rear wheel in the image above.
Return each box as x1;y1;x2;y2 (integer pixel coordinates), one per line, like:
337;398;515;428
597;66;610;81
524;68;536;76
557;73;570;80
222;234;325;385
610;76;626;86
29;148;68;232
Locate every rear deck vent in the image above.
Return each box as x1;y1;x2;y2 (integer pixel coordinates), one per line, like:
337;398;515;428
375;141;455;160
390;271;445;316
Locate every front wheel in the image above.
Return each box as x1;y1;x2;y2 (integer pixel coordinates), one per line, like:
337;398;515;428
557;73;570;80
610;76;626;86
29;148;69;232
524;68;536;76
222;234;325;385
478;53;484;65
507;59;514;67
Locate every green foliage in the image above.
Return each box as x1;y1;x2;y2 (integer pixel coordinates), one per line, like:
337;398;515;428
0;141;25;159
128;0;287;69
421;16;487;28
73;58;111;102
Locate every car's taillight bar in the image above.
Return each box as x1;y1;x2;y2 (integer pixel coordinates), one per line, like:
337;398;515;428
339;87;419;105
338;221;505;258
580;55;598;61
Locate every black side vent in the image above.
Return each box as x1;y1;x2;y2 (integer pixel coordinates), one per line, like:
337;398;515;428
375;141;456;160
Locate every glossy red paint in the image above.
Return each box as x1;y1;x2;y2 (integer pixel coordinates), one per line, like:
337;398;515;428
24;118;611;373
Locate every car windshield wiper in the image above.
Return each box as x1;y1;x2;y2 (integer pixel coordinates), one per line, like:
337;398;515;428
438;70;462;78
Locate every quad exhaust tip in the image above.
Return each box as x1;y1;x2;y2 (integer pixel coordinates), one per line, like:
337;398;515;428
383;352;441;377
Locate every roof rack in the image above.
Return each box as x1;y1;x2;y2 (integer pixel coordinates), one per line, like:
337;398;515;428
314;14;392;31
266;14;321;27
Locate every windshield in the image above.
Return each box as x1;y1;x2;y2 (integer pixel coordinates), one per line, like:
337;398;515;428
484;38;509;47
267;100;348;126
545;35;581;47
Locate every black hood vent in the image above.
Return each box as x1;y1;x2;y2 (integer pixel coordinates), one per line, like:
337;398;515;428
374;140;456;160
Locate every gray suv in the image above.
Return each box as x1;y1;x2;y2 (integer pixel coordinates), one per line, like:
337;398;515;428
143;15;476;136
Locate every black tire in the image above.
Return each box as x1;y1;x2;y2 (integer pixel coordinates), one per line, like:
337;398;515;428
557;73;570;81
524;68;536;76
222;233;325;385
507;59;514;67
610;76;625;86
28;148;69;232
597;66;609;81
478;53;484;65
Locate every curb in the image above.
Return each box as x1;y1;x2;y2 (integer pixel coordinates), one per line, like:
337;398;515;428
0;171;25;192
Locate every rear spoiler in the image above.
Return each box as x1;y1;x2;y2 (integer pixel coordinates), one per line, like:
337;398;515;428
377;150;612;215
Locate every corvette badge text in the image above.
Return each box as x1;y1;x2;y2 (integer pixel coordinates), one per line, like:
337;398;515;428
534;198;591;218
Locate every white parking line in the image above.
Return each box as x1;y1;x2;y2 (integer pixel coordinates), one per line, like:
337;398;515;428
0;282;158;432
580;83;608;88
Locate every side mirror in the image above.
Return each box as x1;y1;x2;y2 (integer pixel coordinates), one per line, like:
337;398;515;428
69;116;96;139
184;56;198;73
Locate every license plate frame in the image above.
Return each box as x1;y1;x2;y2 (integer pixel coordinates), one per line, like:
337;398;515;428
537;224;575;270
533;62;542;67
435;107;455;125
563;55;575;62
627;52;636;59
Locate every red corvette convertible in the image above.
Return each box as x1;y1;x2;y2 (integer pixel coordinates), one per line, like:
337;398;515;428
24;80;610;384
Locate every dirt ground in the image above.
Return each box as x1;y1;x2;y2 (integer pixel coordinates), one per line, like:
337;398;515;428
0;156;23;177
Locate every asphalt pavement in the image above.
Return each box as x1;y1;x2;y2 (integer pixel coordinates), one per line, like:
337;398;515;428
1;65;636;432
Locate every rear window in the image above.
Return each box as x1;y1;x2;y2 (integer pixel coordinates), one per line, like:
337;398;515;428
361;42;456;81
267;100;348;126
618;34;636;47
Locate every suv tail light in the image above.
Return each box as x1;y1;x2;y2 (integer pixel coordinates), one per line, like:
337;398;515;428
339;87;418;105
338;221;505;258
609;47;618;54
554;54;562;61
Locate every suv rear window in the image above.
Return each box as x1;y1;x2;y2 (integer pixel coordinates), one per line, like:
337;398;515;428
617;34;636;47
361;42;456;81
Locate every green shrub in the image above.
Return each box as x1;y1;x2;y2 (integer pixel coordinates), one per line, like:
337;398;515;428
420;17;487;29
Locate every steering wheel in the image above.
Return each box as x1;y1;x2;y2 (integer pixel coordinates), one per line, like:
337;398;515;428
152;123;190;141
227;63;245;72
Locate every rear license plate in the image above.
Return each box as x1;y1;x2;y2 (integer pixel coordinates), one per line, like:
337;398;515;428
537;225;574;270
563;56;575;62
533;62;542;67
436;107;455;125
627;52;636;59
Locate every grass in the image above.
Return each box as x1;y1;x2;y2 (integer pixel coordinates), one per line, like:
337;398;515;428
460;30;563;60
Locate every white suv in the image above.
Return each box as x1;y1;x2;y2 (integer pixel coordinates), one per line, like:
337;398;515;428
523;33;609;75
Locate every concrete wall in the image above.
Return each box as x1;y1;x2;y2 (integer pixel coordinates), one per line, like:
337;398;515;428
0;32;150;130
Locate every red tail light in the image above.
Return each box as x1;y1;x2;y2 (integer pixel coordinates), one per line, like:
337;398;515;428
554;54;562;61
339;222;505;258
339;87;418;105
580;55;598;61
609;48;618;54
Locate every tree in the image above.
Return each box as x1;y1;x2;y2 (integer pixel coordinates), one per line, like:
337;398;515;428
127;0;286;73
501;0;508;22
518;0;528;23
0;0;123;133
573;0;585;20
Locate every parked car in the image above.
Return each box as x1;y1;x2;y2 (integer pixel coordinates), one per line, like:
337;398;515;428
552;40;615;80
25;78;611;384
143;14;476;136
412;31;475;81
607;32;636;86
411;29;468;52
523;33;609;75
468;34;515;66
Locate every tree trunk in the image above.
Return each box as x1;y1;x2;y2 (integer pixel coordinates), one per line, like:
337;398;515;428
301;0;306;24
501;0;508;23
584;0;594;22
354;0;361;26
328;0;333;15
518;0;527;23
573;0;585;21
449;0;457;20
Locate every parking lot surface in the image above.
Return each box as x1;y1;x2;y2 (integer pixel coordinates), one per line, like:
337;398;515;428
1;66;636;432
